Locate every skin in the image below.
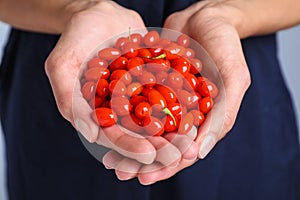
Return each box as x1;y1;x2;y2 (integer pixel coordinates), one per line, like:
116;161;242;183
1;0;300;185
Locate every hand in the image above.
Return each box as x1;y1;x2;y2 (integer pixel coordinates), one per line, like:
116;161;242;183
103;1;251;185
163;1;251;157
102;126;199;181
45;1;158;164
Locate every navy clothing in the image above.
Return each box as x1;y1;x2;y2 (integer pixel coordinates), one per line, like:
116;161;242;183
1;0;300;199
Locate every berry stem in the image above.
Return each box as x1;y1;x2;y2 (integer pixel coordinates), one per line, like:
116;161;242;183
152;53;166;59
128;27;132;42
163;107;177;126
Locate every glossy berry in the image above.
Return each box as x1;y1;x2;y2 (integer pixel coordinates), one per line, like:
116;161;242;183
135;102;152;119
164;115;178;132
177;34;190;48
108;79;127;96
110;69;132;85
111;96;132;116
109;56;128;71
147;89;167;109
85;67;110;81
98;47;121;60
81;81;96;101
122;42;139;59
92;108;117;127
130;95;148;108
155;85;177;103
178;112;194;134
199;97;214;114
190;58;203;74
127;57;144;76
126;82;143;96
130;33;142;45
190;110;205;126
96;78;109;97
143;30;160;47
87;58;108;69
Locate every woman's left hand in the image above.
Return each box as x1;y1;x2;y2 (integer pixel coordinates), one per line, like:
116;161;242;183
103;1;251;185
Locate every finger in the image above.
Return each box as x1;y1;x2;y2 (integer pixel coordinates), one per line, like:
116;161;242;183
115;158;142;181
138;159;195;185
164;131;198;161
186;125;198;140
102;150;123;169
103;150;142;181
97;125;156;164
73;80;101;142
146;136;181;167
189;24;250;159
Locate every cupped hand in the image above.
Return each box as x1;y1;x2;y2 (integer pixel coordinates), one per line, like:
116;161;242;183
104;1;251;184
163;0;251;158
45;1;159;164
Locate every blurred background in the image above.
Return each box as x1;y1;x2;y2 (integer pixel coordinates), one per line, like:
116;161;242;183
0;22;300;200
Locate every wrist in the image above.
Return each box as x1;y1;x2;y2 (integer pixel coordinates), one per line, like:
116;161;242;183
198;1;251;39
215;0;300;38
60;0;101;33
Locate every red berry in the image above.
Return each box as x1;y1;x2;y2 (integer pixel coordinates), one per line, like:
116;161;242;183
138;71;156;87
199;97;214;114
110;69;132;85
122;42;139;59
109;56;128;71
155;85;177;103
108;80;127;96
164;115;178;132
96;78;109;97
147;89;167;109
143;31;160;47
81;81;96;101
127;57;144;76
135;102;152;119
190;58;203;74
87;58;108;69
138;48;152;59
177;34;190;48
130;33;142;45
85;67;110;81
115;37;128;49
183;73;199;91
178;112;193;134
111;96;132;116
190;110;205;126
92;108;117;127
98;47;121;60
126;82;143;96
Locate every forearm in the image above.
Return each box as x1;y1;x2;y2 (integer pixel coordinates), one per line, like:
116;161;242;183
0;0;95;33
226;0;300;38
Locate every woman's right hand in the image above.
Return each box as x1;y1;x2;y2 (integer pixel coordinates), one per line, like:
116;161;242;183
45;1;159;163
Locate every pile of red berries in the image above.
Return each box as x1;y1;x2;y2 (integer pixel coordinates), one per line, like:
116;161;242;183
80;30;218;137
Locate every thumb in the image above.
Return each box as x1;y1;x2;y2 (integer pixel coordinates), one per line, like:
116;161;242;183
45;49;100;143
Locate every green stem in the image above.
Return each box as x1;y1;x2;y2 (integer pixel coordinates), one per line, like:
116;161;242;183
152;53;166;59
163;107;177;126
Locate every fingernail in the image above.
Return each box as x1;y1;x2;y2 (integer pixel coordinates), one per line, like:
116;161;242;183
75;118;92;143
169;160;180;168
198;135;216;159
